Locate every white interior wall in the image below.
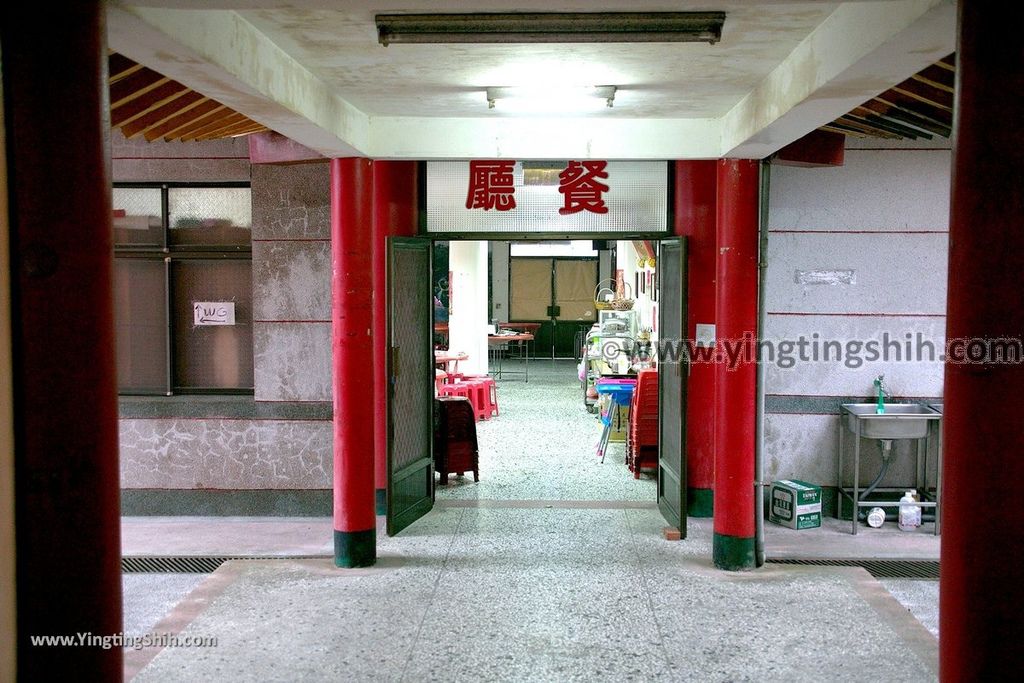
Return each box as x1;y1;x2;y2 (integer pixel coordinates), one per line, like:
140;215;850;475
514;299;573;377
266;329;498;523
613;241;657;337
764;144;951;487
448;240;490;376
490;241;509;323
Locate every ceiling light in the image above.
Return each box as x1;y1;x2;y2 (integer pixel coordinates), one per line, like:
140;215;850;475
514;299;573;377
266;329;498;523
486;86;616;114
376;12;726;46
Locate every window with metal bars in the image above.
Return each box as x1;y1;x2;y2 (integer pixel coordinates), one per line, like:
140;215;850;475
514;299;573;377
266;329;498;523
112;182;253;395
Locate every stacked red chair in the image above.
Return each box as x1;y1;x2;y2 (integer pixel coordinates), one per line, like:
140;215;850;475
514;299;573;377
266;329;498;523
461;374;499;418
627;368;659;478
434;396;479;485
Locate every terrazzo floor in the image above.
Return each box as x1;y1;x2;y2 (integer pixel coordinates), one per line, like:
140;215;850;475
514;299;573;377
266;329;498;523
127;506;938;682
122;358;942;680
438;359;656;501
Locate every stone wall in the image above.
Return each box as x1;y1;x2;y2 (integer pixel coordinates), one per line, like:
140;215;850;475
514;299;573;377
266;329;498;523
763;140;950;492
115;130;334;514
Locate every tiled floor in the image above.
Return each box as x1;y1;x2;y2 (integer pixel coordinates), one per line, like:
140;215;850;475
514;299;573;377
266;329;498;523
437;359;656;501
127;507;937;682
122;358;942;680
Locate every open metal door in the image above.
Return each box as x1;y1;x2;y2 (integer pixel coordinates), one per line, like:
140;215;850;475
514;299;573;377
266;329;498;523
386;237;434;536
658;238;688;537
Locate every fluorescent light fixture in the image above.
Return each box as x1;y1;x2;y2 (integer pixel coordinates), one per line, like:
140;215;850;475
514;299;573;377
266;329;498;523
486;86;616;113
376;12;726;46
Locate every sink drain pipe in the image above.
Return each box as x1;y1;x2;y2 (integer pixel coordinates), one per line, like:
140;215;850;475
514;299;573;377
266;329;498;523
858;440;895;515
754;162;771;568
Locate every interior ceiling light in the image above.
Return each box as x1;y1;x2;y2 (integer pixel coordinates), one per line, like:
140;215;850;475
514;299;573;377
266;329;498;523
486;86;616;113
375;12;726;46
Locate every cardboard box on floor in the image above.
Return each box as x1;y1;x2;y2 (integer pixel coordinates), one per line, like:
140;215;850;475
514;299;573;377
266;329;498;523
769;479;822;529
609;405;630;443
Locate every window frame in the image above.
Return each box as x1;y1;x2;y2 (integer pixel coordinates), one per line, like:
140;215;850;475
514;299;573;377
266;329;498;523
113;181;254;396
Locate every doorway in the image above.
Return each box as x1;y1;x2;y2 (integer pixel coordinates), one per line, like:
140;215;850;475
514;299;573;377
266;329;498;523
508;252;598;359
385;236;687;538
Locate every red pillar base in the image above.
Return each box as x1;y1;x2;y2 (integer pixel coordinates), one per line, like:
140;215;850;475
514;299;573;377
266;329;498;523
674;160;717;518
712;159;759;571
331;158;377;567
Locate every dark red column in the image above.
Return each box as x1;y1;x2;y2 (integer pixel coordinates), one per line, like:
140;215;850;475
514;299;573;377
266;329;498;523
712;159;760;571
940;2;1024;678
3;3;123;678
371;162;419;513
674;161;717;517
331;158;377;567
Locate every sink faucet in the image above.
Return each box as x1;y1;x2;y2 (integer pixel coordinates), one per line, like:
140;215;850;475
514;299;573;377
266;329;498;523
874;374;890;414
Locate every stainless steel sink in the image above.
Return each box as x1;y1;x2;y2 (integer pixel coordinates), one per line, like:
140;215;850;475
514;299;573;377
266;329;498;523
841;403;941;440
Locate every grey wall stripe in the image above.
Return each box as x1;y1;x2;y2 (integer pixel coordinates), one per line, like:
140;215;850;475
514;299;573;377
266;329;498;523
119;397;332;420
767;394;942;415
121;489;332;516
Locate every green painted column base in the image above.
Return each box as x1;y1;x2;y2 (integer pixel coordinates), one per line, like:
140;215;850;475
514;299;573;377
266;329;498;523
334;529;376;568
375;488;387;516
713;532;756;571
687;488;714;518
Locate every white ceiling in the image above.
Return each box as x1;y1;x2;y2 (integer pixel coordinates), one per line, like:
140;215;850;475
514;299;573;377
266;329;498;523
239;3;838;119
108;0;956;159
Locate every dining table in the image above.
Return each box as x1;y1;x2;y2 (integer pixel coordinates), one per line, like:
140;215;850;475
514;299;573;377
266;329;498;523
434;350;468;378
487;333;534;382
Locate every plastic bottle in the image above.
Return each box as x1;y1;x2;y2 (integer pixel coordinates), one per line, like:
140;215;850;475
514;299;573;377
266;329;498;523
867;507;886;528
898;490;922;531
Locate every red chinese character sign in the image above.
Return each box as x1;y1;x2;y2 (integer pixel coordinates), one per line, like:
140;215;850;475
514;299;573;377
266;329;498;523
426;160;667;234
558;160;610;215
465;160;516;211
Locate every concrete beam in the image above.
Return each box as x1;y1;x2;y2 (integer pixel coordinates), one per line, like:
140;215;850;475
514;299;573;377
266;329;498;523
369;116;721;160
723;0;955;158
109;1;954;160
773;130;846;168
107;5;367;156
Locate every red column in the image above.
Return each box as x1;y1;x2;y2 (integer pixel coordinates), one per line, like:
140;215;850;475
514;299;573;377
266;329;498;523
371;162;419;513
940;2;1024;678
331;158;377;567
3;3;123;678
712;159;759;571
674;161;717;517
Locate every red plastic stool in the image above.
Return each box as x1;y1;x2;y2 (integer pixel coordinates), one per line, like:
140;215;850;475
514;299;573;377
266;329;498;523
439;383;470;401
463;374;498;417
461;379;489;422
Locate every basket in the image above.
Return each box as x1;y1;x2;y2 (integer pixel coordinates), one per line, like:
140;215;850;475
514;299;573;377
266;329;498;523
594;279;616;310
595;279;635;311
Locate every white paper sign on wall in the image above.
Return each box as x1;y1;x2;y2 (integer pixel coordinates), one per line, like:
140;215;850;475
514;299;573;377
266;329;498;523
193;302;235;326
695;323;716;347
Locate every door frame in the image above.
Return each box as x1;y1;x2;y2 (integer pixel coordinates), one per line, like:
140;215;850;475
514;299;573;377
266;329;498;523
385;236;435;536
657;237;688;537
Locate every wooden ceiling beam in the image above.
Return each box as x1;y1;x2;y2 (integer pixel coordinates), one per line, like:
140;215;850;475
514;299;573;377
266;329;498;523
880;89;954;124
110;68;168;108
143;101;225;141
911;73;955;94
108;53;143;83
860;98;950;137
833;116;900;139
846;110;920;139
178;112;249;141
111;81;189;127
120;91;206;139
891;80;953;112
820;124;868;138
194;120;267;141
158;107;236;141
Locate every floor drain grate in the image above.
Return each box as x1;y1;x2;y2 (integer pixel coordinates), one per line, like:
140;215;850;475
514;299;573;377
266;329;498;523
767;558;939;580
122;555;328;574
